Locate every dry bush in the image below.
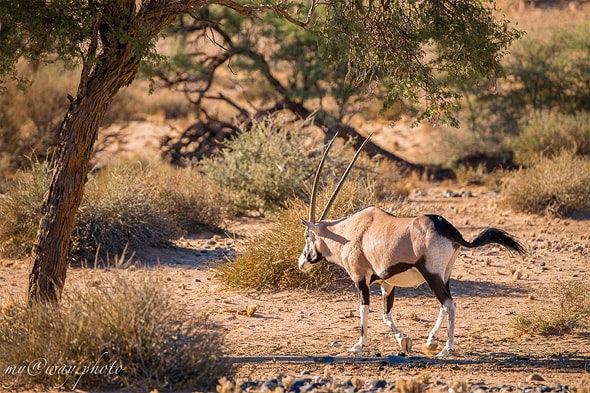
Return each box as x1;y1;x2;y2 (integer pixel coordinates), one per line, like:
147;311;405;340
513;278;590;336
74;159;223;262
0;159;223;261
0;63;78;177
508;111;590;166
501;153;590;216
0;160;52;258
0;272;230;391
144;161;222;231
200;115;364;216
218;179;414;290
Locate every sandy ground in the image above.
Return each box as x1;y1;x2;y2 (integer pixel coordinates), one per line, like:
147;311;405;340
2;184;588;391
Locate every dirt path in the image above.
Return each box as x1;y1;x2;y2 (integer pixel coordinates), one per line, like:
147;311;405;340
1;185;588;391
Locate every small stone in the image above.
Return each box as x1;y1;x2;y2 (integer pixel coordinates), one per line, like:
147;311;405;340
259;380;279;392
245;304;258;317
369;380;387;389
350;376;364;389
527;373;545;382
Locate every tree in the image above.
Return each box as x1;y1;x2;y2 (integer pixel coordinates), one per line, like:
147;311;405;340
0;0;520;303
156;2;522;175
157;8;424;173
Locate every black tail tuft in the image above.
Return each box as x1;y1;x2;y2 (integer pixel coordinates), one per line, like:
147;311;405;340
470;228;527;255
427;215;526;256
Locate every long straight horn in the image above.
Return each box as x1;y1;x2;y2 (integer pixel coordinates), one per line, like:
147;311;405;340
309;132;340;223
318;132;375;221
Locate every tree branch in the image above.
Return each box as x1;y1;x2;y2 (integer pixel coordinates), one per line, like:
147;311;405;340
204;0;318;28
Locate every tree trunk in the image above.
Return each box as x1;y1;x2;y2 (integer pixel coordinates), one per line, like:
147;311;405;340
27;46;141;303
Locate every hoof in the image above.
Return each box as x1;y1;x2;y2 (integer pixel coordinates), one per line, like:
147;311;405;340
436;347;454;357
422;342;439;355
425;338;439;352
348;343;364;353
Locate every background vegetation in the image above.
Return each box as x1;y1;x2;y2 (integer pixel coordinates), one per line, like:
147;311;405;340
0;159;221;262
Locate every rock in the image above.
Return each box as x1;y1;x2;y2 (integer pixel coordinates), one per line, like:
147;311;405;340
350;376;364;389
245;304;258;317
527;373;545;382
369;379;388;389
512;270;522;281
259;380;279;392
289;379;307;393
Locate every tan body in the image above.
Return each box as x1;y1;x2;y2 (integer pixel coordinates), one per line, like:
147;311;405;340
311;208;455;288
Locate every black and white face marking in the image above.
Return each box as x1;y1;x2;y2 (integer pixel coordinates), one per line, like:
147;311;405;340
298;224;323;273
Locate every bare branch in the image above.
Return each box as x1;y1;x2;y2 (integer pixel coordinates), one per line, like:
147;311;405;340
204;0;318;28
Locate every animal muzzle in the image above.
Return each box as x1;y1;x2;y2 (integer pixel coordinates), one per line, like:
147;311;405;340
298;253;314;273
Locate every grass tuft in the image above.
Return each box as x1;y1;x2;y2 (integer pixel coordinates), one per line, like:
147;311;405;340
0;272;230;390
513;278;590;336
0;160;52;258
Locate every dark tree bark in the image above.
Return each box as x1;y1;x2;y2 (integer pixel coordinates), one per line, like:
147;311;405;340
27;1;182;303
28;46;142;304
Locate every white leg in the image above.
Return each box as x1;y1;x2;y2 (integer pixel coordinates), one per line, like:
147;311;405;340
437;299;456;357
349;304;369;352
381;285;412;353
426;306;445;351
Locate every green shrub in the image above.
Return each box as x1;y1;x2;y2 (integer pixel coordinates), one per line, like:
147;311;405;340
218;179;414;290
0;273;230;390
508;111;590;166
513;278;590;336
200;115;352;216
501;153;590;217
0;159;222;261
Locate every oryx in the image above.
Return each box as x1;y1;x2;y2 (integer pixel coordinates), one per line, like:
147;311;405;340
298;133;526;357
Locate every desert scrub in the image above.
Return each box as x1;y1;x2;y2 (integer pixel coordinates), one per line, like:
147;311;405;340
501;153;590;216
0;159;222;261
507;111;590;166
0;272;230;390
0;160;52;257
200;115;354;216
218;179;415;290
513;278;590;336
74;159;222;261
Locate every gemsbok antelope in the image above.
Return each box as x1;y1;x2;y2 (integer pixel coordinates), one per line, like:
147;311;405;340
298;133;526;357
